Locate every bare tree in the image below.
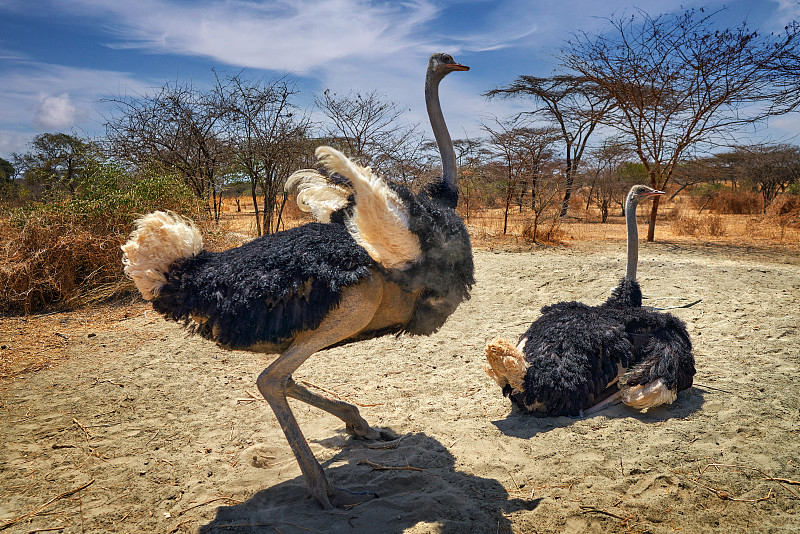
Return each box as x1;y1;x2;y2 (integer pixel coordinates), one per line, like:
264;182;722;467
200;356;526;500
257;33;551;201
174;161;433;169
482;117;560;235
217;74;311;235
486;75;615;217
381;131;429;190
315;89;419;173
562;7;800;240
527;161;563;243
104;80;232;221
451;137;486;222
481;118;527;235
584;140;634;222
513;127;559;211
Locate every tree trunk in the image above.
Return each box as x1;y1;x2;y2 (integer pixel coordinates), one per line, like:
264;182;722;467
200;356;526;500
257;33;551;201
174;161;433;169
646;196;660;242
250;181;262;236
560;162;574;217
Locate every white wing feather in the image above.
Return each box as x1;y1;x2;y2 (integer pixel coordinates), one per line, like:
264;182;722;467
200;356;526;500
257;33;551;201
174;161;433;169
286;146;422;269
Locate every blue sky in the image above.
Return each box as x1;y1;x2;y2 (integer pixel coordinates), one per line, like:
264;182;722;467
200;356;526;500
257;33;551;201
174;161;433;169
1;0;799;160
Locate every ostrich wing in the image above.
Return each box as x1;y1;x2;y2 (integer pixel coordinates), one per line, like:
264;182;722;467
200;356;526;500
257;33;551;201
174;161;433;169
621;311;695;396
287;146;423;270
510;302;636;417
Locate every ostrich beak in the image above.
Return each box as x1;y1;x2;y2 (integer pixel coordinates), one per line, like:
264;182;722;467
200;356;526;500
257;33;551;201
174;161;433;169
643;190;665;197
447;62;470;71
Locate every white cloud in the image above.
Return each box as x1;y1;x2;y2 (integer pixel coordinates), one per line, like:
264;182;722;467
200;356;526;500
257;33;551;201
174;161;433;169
33;93;83;130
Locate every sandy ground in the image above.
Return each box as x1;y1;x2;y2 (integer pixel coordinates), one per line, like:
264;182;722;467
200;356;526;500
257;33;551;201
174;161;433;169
1;240;799;533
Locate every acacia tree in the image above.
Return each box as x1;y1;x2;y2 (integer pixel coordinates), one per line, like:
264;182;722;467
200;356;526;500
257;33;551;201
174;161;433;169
668;157;727;200
727;144;800;212
104;81;232;221
217;74;311;235
12;133;98;199
562;7;800;240
486;75;615;217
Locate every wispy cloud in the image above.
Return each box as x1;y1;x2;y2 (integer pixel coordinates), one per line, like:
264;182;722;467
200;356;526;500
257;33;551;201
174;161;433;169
3;0;796;155
66;0;451;74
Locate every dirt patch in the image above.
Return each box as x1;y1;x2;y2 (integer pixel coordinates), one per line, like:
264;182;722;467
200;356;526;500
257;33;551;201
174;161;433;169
1;242;799;533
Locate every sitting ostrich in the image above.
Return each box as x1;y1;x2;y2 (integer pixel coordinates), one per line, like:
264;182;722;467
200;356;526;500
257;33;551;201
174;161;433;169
121;53;474;509
484;185;695;417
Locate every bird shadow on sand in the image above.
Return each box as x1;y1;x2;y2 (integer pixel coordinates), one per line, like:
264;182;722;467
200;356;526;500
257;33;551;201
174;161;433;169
199;431;538;534
491;387;706;440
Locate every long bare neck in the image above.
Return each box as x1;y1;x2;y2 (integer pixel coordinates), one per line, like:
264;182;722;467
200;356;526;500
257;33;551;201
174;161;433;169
425;70;457;192
625;194;639;281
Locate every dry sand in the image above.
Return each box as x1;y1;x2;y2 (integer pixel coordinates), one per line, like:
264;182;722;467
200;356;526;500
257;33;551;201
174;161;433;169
1;241;799;533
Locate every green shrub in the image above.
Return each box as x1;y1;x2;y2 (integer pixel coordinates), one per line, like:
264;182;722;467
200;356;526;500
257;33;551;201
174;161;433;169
1;163;201;314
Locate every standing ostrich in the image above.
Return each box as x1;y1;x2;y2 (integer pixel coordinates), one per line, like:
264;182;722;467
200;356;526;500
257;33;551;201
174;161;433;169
121;53;474;509
484;185;695;417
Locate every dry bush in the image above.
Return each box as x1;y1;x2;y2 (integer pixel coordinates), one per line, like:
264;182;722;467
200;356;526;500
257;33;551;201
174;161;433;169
765;194;800;242
671;212;699;236
704;190;761;214
767;194;800;221
521;222;566;244
0;170;201;315
0;213;130;314
670;210;726;237
704;215;725;236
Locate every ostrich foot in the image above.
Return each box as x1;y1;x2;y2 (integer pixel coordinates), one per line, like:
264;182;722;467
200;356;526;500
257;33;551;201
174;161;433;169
346;424;397;441
326;487;380;509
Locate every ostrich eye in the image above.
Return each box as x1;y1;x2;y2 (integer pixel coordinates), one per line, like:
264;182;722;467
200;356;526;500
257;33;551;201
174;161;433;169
443;55;453;63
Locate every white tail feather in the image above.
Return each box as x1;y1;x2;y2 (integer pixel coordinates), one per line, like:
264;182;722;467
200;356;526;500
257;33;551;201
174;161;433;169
286;146;422;269
121;211;203;300
484;338;528;392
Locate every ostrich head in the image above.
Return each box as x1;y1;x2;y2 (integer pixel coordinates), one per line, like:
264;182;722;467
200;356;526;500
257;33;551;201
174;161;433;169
627;184;665;207
427;53;470;81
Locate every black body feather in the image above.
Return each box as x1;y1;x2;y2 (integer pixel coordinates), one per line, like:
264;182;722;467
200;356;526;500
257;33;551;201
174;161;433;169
151;181;474;350
506;278;695;417
604;277;643;308
387;184;474;335
152;223;376;350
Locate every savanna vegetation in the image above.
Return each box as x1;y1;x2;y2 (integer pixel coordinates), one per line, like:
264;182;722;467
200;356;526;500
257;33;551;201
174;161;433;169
1;7;799;316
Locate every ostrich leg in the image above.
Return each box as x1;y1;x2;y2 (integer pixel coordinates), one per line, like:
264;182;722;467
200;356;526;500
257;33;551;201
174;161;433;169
256;275;384;509
285;378;381;439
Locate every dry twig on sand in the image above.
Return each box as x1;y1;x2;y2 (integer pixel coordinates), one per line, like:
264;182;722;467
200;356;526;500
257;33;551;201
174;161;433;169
178;496;242;516
700;463;800;498
357;459;423;472
579;505;630;520
0;479;95;531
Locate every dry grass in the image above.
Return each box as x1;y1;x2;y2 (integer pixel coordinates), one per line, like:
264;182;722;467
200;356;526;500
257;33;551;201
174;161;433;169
0;214;132;315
